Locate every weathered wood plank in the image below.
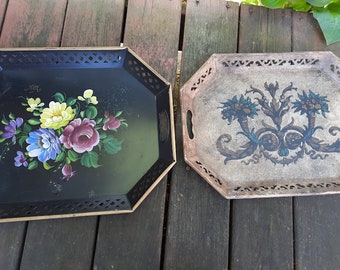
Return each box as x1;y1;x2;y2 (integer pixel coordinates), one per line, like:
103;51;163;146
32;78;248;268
292;11;340;56
292;11;340;270
93;0;181;269
20;218;97;270
229;5;294;270
93;180;167;270
0;222;26;270
0;0;67;47
123;0;182;84
163;1;239;270
0;0;8;31
180;0;239;84
62;0;125;47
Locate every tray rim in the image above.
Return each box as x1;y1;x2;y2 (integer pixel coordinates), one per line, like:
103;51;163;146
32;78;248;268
181;51;340;199
0;46;177;222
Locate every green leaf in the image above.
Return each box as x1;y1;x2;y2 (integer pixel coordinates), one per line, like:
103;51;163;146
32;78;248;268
85;106;97;119
0;137;6;143
55;152;66;163
28;160;38;170
8;113;15;120
313;4;340;45
23;123;32;132
53;92;65;103
288;0;311;12
96;117;103;125
241;0;260;4
80;151;101;168
43;161;54;170
307;0;332;7
66;97;77;106
18;136;27;147
1;117;8;125
80;111;85;118
28;118;40;125
103;136;122;155
99;132;107;139
115;111;123;117
120;122;128;128
33;111;41;117
67;149;78;162
260;0;285;8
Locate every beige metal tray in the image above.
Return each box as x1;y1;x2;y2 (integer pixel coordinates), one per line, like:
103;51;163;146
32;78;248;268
181;52;340;198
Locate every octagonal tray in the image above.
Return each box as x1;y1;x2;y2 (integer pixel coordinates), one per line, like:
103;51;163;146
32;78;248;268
181;51;340;199
0;47;176;222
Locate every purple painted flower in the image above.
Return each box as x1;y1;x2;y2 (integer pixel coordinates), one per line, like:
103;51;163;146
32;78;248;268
14;151;28;167
103;112;121;131
26;128;61;162
62;163;76;181
60;118;100;153
2;117;23;142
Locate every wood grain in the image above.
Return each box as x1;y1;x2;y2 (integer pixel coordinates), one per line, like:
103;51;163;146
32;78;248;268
229;5;294;270
93;0;181;269
292;11;340;270
123;0;182;84
62;0;125;47
0;222;26;270
163;1;239;269
0;0;8;30
0;0;67;47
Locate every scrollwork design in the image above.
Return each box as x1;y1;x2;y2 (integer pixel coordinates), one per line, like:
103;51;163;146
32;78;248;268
216;82;340;166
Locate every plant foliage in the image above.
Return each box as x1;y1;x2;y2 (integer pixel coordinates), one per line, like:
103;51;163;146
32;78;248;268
233;0;340;45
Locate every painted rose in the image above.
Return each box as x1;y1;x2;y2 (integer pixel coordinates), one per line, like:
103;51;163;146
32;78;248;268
60;118;100;153
62;163;76;180
103;112;121;131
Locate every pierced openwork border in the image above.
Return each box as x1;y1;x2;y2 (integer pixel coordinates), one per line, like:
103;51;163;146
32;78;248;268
0;50;125;68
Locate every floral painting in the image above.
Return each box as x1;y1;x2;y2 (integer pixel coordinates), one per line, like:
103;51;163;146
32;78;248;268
0;89;127;181
216;82;340;166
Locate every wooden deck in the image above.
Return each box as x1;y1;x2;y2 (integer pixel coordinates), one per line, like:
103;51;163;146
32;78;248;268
1;0;340;269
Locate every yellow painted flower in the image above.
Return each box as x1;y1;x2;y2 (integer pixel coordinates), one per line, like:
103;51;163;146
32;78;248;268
26;97;44;112
40;101;75;130
77;89;98;105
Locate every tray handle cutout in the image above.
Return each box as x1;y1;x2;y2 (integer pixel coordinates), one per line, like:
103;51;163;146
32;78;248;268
186;110;194;139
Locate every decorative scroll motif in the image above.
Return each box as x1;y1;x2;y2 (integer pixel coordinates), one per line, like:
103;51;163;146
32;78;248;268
222;57;319;68
190;67;213;91
195;160;223;186
0;50;124;67
330;64;340;79
0;89;128;185
216;81;340;166
233;181;340;193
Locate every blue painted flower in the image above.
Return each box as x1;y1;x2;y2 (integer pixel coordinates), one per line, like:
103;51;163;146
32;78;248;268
220;95;258;124
292;90;329;117
26;128;61;162
2;117;23;142
14;151;28;167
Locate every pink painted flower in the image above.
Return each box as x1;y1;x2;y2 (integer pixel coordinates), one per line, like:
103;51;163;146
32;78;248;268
103;112;121;131
60;118;100;153
62;163;76;181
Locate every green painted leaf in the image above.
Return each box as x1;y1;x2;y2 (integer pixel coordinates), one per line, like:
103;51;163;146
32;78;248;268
261;0;285;8
55;152;66;162
28;160;38;170
0;137;6;143
1;117;8;125
115;111;123;117
54;92;65;103
23;123;32;132
80;111;85;118
100;132;107;139
103;136;122;155
80;152;101;168
96;117;103;125
307;0;332;7
33;111;41;117
85;106;97;119
8;113;15;120
66;97;77;106
18;136;27;147
313;4;340;45
28;118;40;125
43;161;54;170
67;149;78;162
